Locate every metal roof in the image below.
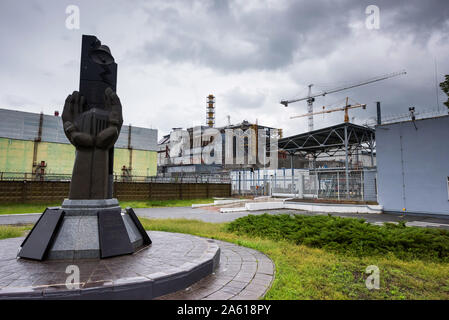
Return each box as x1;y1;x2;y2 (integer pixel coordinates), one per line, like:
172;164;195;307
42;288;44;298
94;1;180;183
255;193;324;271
376;113;449;127
278;122;375;157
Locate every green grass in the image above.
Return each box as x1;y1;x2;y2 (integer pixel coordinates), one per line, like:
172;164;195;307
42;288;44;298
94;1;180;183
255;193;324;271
140;217;449;300
2;214;448;299
227;214;449;262
0;225;32;240
0;198;214;214
0;203;61;215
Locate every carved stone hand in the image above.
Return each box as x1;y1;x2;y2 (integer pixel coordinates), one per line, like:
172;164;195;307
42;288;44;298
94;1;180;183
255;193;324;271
96;87;124;149
62;91;94;148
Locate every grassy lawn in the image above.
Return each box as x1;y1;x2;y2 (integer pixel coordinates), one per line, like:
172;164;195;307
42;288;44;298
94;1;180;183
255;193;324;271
0;203;60;215
1;214;448;299
0;198;214;215
140;216;449;300
0;225;32;240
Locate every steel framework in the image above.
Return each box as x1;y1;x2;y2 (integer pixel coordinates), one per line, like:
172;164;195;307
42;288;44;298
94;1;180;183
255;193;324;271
277;122;375;198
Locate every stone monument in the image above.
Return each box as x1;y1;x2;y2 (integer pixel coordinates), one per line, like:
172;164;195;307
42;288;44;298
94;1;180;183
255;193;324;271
17;35;151;261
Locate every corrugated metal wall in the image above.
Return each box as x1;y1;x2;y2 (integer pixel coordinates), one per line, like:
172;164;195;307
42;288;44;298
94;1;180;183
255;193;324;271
113;148;157;176
0;139;34;172
0;108;158;151
0;108;158;177
0;138;157;176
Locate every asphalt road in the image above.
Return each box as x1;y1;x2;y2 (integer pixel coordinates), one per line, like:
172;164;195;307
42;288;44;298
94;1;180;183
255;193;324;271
2;206;449;230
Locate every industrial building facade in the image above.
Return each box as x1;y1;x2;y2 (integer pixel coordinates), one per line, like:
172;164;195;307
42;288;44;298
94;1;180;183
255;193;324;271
158;120;279;173
0;108;158;179
376;115;449;216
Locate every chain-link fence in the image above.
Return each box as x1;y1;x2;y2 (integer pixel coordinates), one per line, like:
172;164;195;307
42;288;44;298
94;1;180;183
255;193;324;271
231;168;377;202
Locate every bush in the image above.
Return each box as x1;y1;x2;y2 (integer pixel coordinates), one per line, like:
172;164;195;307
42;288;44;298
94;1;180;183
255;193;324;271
227;214;449;262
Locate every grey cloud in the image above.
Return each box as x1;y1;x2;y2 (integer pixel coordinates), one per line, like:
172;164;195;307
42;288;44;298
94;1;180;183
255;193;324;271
133;0;449;72
364;0;449;35
0;0;448;137
223;87;266;109
136;0;355;71
3;94;37;107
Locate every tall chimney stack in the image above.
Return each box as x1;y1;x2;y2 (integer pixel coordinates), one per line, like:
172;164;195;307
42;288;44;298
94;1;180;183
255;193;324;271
206;94;215;128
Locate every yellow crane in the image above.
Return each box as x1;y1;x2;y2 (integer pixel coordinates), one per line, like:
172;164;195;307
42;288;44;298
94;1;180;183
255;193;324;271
290;97;366;123
281;70;406;131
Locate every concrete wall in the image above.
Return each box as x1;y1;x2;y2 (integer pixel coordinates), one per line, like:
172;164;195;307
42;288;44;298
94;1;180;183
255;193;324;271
0;138;34;172
0;108;158;151
0;138;157;177
376;116;449;215
0;108;159;177
113;148;157;176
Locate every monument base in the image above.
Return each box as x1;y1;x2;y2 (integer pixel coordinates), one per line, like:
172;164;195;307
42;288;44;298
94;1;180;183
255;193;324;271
17;199;151;261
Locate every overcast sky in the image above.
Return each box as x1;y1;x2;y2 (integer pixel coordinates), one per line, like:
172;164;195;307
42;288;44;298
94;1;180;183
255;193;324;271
1;0;448;138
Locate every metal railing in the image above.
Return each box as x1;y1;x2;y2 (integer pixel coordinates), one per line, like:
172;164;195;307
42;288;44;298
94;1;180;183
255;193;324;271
231;168;377;201
0;172;72;181
0;171;231;184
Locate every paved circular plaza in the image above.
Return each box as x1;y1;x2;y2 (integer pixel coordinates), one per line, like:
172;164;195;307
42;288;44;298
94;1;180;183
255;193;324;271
0;231;274;300
157;239;275;300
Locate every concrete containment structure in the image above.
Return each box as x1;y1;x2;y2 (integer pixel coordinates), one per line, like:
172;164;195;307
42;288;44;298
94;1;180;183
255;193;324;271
0;108;158;177
376;115;449;216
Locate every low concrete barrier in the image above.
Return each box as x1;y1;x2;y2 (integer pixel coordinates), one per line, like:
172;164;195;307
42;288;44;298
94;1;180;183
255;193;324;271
192;199;248;208
220;201;383;214
191;203;215;208
244;202;285;211
284;202;383;214
213;199;247;205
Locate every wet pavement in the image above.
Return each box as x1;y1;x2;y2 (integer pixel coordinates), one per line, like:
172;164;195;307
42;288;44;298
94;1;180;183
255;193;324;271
0;231;273;300
1;206;449;230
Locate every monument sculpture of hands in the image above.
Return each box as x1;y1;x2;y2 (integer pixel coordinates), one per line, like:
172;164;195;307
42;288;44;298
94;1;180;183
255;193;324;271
96;87;123;149
17;35;152;263
62;87;123;150
62;87;123;200
62;91;93;148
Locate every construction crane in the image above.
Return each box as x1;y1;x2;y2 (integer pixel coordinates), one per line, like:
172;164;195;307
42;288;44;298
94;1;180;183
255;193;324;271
280;70;407;131
290;97;366;123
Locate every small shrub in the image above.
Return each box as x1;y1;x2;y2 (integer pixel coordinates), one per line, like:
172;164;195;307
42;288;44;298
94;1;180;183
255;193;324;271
227;214;449;262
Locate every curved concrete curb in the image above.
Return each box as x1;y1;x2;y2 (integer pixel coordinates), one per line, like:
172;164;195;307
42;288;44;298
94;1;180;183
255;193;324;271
157;239;275;300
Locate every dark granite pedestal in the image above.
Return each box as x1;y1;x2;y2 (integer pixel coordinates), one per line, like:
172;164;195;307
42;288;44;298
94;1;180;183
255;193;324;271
18;199;151;261
1;232;221;300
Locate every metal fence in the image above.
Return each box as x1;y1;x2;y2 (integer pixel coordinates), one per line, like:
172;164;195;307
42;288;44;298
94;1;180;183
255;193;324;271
0;172;72;181
0;171;231;184
231;168;377;202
